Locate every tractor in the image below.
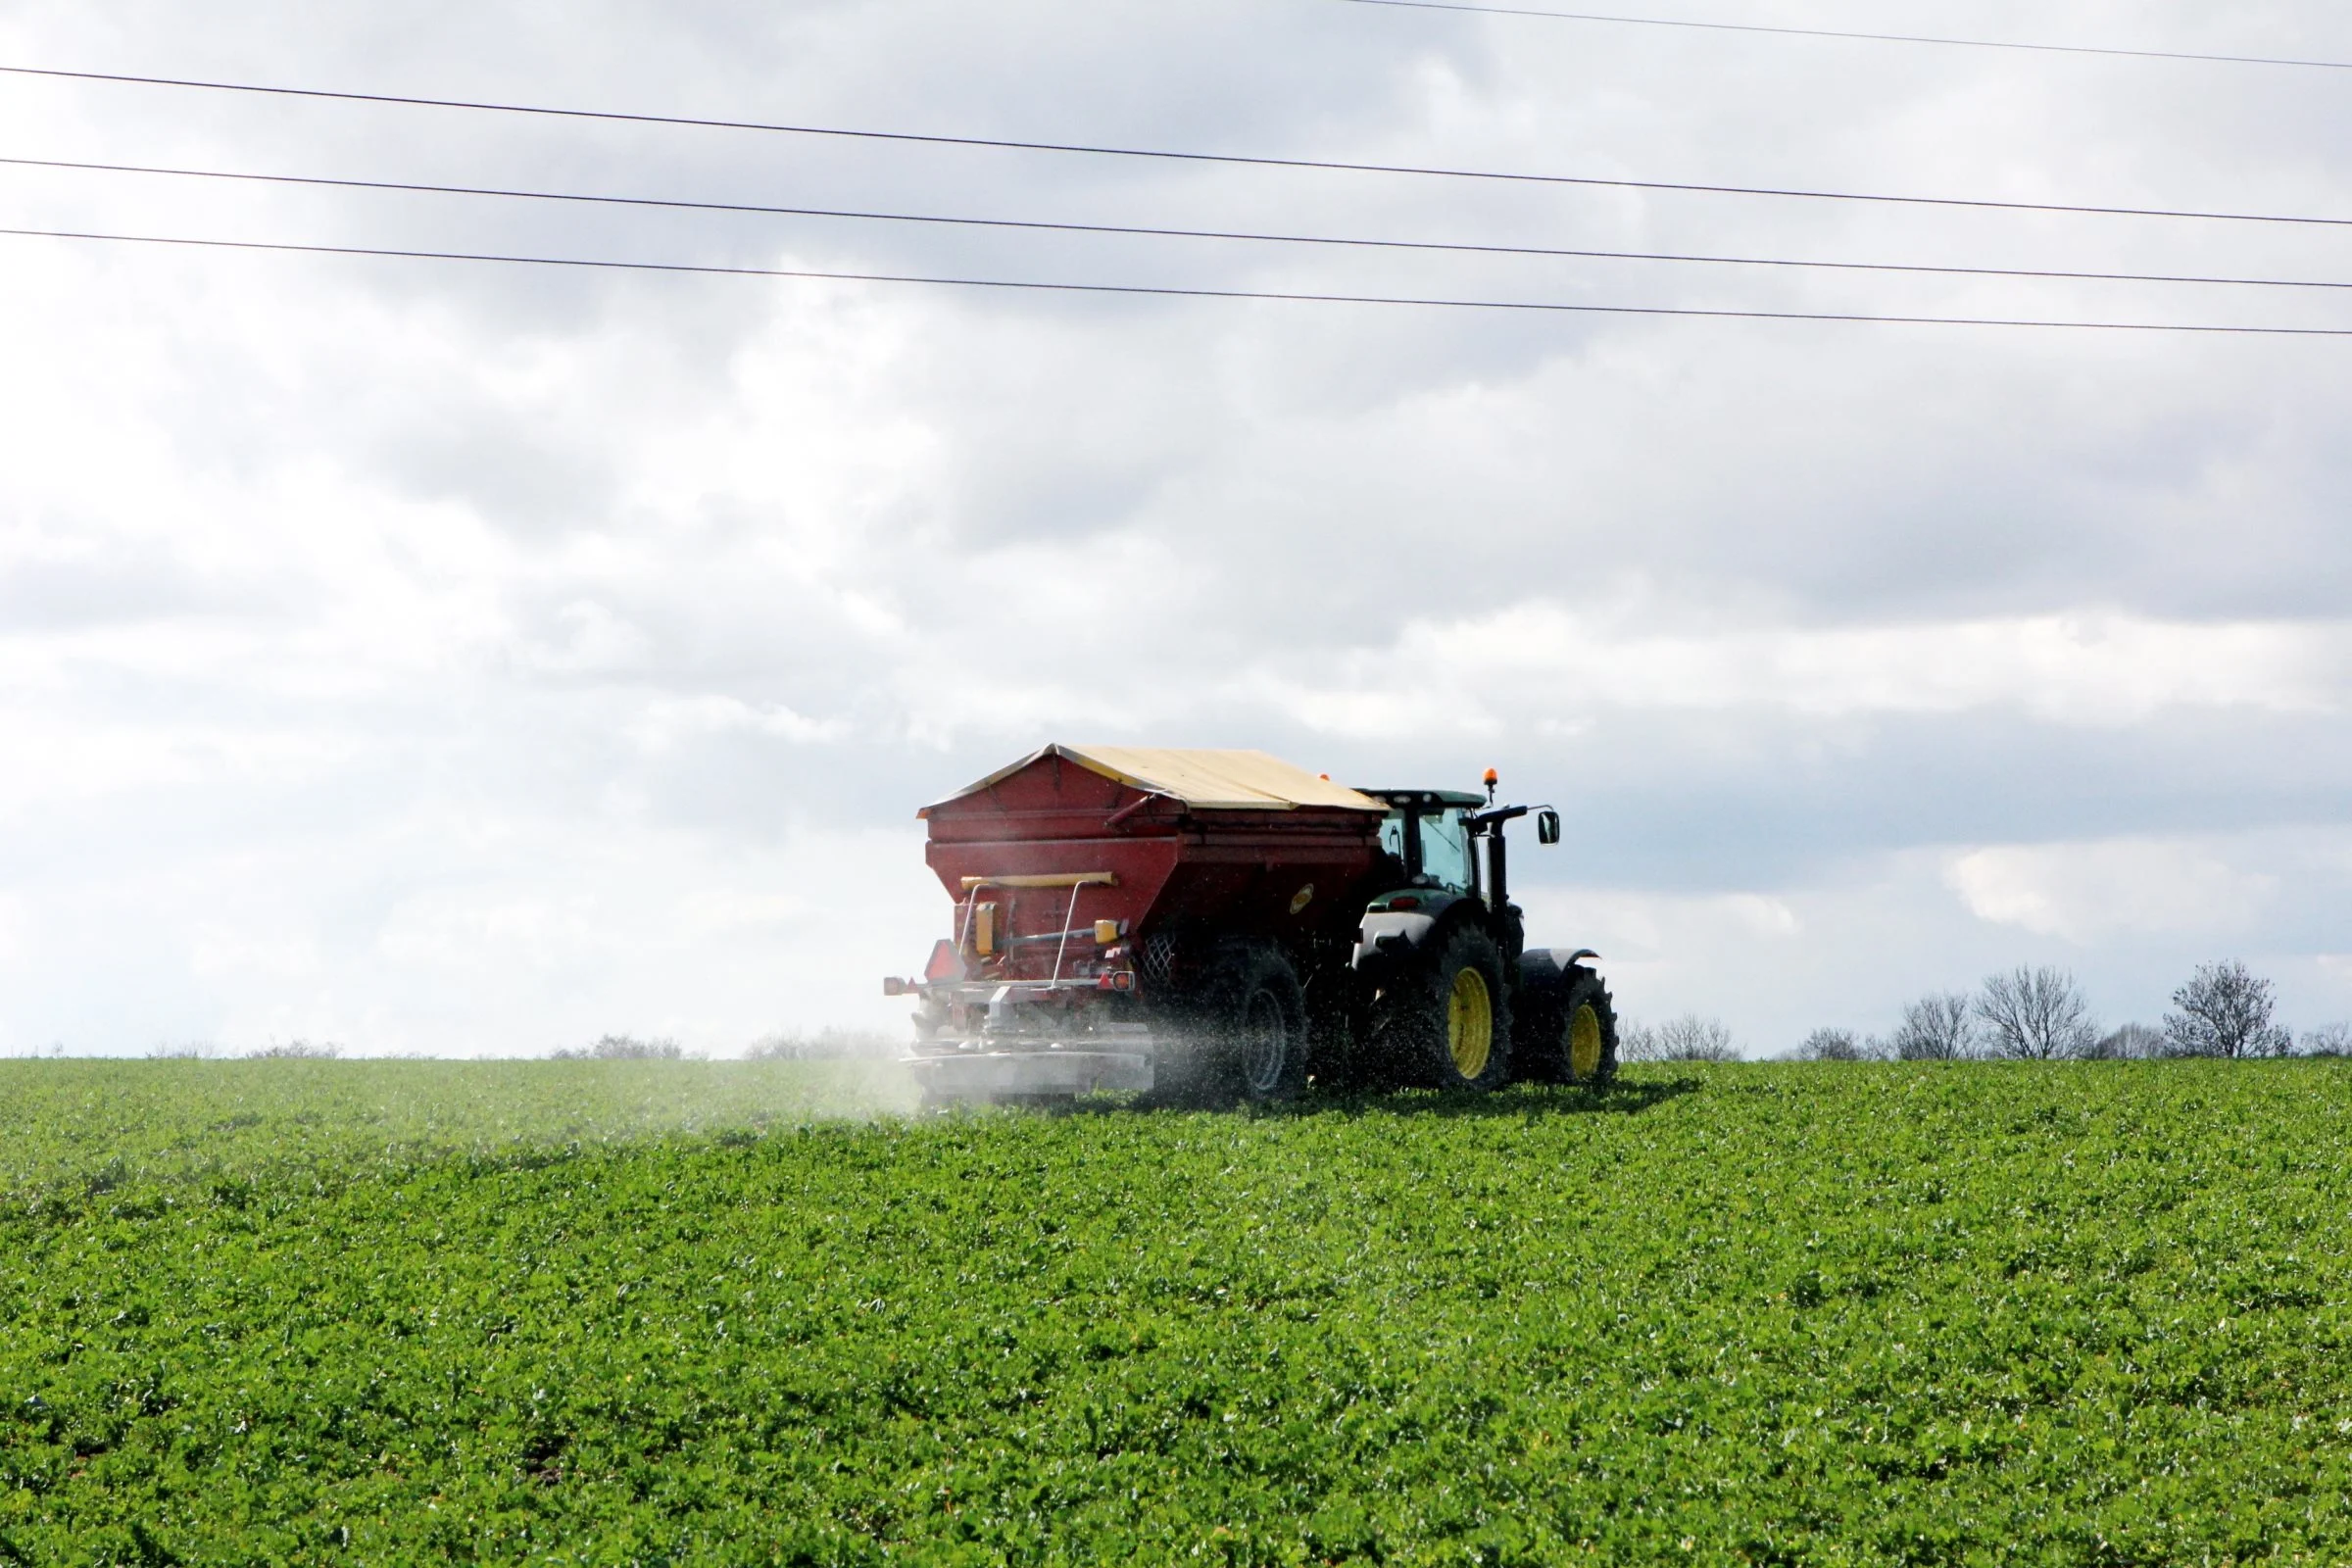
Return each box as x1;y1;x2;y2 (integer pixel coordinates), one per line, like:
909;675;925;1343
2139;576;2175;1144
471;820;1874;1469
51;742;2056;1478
883;745;1617;1102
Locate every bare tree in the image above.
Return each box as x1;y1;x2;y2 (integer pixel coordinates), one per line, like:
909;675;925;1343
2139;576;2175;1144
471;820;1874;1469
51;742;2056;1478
553;1033;686;1060
1794;1027;1871;1060
1621;1015;1740;1062
2165;962;2293;1058
2090;1023;2165;1060
1889;993;1976;1060
249;1040;341;1059
745;1028;897;1060
1976;967;2098;1060
1660;1015;1740;1061
2302;1022;2352;1057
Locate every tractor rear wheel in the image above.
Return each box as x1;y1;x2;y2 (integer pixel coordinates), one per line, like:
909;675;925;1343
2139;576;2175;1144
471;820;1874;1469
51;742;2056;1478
1164;940;1308;1104
1374;921;1513;1093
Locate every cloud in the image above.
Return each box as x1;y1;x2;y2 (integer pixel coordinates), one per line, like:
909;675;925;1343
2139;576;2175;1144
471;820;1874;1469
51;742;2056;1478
1945;839;2277;943
529;602;655;675
189;924;321;982
624;694;847;752
4;0;2351;1051
1248;605;2347;736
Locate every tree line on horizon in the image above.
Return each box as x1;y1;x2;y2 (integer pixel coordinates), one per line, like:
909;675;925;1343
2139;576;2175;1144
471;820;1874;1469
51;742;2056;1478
1625;961;2349;1064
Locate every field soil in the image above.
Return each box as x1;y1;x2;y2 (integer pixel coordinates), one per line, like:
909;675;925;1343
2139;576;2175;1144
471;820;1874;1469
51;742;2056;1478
4;1059;2348;1564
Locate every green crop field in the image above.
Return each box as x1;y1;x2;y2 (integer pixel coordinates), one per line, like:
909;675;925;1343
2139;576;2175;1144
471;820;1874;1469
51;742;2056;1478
4;1059;2349;1566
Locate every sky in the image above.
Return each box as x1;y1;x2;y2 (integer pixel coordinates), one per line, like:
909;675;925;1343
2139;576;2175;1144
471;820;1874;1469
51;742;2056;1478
1;0;2347;1056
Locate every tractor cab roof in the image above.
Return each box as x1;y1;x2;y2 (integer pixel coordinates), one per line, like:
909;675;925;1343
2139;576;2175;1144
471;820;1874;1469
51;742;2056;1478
1357;788;1487;810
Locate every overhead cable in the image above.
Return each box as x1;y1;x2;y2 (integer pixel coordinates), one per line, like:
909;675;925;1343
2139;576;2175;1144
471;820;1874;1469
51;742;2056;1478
4;64;2350;230
4;224;2347;336
1335;0;2352;73
13;154;2352;295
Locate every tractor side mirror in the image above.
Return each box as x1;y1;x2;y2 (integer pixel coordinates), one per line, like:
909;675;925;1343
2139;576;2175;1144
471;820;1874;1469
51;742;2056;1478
1536;808;1561;846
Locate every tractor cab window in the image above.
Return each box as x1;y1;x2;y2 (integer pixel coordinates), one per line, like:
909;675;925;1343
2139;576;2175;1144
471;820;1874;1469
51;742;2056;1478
1379;812;1408;865
1417;808;1473;892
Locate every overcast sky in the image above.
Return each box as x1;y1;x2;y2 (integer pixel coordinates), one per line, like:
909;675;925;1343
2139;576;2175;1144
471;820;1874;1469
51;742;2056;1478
3;0;2348;1056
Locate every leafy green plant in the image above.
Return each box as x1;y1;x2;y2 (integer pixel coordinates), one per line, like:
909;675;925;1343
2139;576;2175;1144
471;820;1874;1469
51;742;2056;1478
3;1059;2348;1563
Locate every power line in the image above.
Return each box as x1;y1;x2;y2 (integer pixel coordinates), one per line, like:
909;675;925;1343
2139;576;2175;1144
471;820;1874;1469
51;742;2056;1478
4;64;2351;231
1336;0;2352;73
4;223;2347;336
14;153;2352;295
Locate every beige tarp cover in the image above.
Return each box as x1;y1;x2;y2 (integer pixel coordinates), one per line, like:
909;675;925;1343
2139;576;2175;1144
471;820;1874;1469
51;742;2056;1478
930;744;1387;812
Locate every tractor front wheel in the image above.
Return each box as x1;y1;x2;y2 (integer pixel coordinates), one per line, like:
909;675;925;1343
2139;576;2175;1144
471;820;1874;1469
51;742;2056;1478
1512;953;1618;1087
1556;968;1619;1086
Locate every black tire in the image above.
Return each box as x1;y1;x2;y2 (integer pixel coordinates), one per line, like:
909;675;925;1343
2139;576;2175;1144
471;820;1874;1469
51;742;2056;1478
1513;955;1619;1087
1161;940;1309;1104
1511;949;1568;1083
1555;967;1619;1086
1370;920;1512;1093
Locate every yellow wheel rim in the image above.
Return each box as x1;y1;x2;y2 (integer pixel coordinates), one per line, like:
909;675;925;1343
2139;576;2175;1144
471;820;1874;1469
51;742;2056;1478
1447;966;1493;1080
1568;1003;1603;1081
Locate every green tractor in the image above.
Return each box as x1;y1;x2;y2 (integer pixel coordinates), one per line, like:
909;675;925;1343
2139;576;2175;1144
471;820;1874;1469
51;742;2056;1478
1344;775;1616;1092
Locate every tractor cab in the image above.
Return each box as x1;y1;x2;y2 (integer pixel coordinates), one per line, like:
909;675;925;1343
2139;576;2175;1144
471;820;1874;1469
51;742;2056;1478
1364;789;1486;894
1360;782;1560;912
